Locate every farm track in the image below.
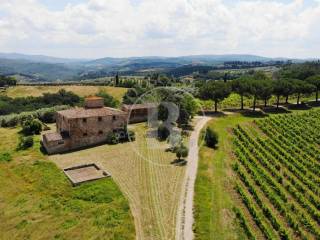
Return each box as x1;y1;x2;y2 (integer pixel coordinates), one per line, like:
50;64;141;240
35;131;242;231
176;116;211;240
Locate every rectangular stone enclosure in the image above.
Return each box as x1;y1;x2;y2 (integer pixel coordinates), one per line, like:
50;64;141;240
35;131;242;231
63;163;110;186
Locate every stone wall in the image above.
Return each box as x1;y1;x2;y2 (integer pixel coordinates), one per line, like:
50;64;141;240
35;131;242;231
57;114;127;151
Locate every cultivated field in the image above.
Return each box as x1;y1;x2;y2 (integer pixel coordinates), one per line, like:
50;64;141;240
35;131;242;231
50;122;196;240
194;109;320;240
233;109;320;239
4;85;128;101
0;127;135;239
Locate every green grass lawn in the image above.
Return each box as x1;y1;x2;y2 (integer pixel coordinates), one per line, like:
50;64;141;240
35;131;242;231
194;114;252;240
0;128;135;239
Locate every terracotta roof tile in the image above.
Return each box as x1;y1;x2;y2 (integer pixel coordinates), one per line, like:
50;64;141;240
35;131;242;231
58;107;127;119
44;132;63;142
85;96;103;100
122;103;158;111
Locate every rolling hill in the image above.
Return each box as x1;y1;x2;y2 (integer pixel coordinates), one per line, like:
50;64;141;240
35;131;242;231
0;53;301;82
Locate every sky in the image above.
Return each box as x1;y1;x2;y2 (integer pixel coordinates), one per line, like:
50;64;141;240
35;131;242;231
0;0;319;59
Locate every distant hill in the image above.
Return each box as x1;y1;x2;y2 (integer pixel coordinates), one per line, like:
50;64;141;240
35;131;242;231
0;53;88;64
0;58;82;81
0;52;305;82
88;54;274;66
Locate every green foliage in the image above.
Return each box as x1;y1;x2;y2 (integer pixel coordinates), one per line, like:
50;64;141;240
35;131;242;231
233;207;257;240
167;133;182;151
115;73;120;86
122;86;148;104
158;104;169;122
291;79;316;104
204;127;219;148
0;152;12;163
17;136;34;150
178;94;199;126
306;75;320;101
106;132;120;145
280;62;320;80
96;90;119;107
199;81;231;112
0;89;80;115
127;130;136;141
231;77;252;109
232;111;320;239
174;143;189;160
157;124;170;141
0;75;16;87
0;105;69;127
273;79;293;106
22;119;42;135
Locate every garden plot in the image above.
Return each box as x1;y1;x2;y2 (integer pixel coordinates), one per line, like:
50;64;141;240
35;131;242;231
63;163;110;186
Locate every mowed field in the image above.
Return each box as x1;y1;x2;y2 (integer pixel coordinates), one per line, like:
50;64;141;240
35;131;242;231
4;85;128;101
0;127;135;239
194;109;320;240
50;123;194;240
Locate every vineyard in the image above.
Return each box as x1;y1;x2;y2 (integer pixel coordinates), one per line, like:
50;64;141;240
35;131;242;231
232;109;320;239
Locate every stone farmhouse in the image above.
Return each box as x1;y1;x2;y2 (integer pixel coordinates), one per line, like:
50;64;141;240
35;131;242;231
42;97;128;154
122;103;157;123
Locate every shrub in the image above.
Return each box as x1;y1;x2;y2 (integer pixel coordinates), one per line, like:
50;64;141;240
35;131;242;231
205;127;219;148
127;130;135;141
17;136;34;150
157;124;170;141
175;144;189;160
39;110;55;123
0;90;79;116
167;133;182;151
106;132;120;145
0;105;68;127
22;119;42;135
0;152;12;162
96;91;119;108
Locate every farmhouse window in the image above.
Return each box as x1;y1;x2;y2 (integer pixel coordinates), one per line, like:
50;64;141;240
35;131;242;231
98;130;103;135
98;117;102;122
83;133;88;137
83;118;87;123
112;116;117;121
58;140;64;145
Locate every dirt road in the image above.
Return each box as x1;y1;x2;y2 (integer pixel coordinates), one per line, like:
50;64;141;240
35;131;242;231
176;116;211;240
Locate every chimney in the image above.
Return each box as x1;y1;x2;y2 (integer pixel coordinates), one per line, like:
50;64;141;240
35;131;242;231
84;96;104;108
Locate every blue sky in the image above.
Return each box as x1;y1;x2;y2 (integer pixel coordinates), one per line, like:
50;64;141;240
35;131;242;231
40;0;86;10
0;0;319;59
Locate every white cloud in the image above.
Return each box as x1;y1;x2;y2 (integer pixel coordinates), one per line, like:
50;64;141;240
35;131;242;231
0;0;319;58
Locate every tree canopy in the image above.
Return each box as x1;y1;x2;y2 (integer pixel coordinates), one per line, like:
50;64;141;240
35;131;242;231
0;75;17;87
199;81;231;112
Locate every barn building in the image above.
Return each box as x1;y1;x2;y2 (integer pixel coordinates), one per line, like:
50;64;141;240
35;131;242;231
122;103;157;123
42;97;128;154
